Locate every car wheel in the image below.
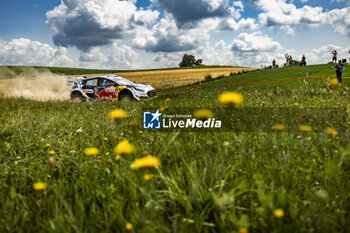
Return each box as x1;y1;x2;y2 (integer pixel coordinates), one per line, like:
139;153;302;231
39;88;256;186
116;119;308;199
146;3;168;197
71;93;86;102
119;94;133;102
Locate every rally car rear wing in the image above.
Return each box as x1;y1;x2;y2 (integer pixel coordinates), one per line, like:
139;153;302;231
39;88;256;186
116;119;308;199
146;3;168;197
66;76;86;86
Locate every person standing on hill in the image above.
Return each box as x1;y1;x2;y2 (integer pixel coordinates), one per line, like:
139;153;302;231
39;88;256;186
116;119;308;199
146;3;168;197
300;55;306;66
335;60;344;83
332;50;337;63
289;55;293;66
285;54;289;66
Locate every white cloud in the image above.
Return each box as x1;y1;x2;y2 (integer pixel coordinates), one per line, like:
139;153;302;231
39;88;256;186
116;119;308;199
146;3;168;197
233;1;244;11
0;38;73;67
231;32;282;52
79;43;137;69
79;47;106;65
133;17;202;53
46;0;159;51
327;7;350;38
132;10;257;54
254;0;327;34
217;17;258;31
229;32;284;67
254;0;350;39
104;42;137;69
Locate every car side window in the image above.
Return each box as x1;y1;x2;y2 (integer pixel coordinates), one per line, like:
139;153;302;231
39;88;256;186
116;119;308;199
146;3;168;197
101;79;116;87
86;79;98;86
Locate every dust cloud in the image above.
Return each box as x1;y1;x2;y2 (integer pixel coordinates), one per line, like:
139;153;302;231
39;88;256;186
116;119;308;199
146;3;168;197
0;68;70;101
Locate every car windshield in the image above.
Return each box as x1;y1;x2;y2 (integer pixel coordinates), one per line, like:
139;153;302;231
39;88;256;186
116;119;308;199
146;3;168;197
116;78;135;86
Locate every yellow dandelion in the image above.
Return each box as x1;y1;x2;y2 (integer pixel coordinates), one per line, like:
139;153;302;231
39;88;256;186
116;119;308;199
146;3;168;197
46;143;51;147
139;131;143;134
131;119;139;127
49;150;55;155
115;154;121;160
105;152;110;156
239;227;248;233
274;209;284;218
325;127;337;136
33;182;46;191
165;98;170;103
193;109;214;120
108;109;127;119
143;174;153;181
131;156;160;169
218;92;243;105
330;78;339;86
159;106;167;112
125;223;133;231
114;140;135;155
84;147;100;156
104;137;108;141
299;125;312;133
273;124;286;131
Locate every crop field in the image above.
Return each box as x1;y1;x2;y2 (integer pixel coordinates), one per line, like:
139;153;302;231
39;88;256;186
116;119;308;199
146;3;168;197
0;64;350;232
73;67;254;89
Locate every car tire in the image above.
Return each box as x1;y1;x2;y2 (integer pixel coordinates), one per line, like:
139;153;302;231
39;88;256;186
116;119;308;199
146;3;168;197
119;94;133;102
71;92;86;102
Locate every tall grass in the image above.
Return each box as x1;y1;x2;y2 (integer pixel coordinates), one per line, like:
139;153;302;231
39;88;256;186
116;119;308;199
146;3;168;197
0;65;349;232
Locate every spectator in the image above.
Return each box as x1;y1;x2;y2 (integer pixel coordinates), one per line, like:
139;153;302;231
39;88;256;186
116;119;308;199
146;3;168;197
285;54;289;66
289;55;293;66
335;60;344;83
300;55;306;66
332;50;337;63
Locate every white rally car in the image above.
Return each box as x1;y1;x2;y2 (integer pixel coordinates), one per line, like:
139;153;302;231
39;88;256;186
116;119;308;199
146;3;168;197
66;75;156;102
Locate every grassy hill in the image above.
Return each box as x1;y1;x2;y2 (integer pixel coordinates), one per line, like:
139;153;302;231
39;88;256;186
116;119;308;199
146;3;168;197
159;63;350;99
0;63;349;232
190;63;350;89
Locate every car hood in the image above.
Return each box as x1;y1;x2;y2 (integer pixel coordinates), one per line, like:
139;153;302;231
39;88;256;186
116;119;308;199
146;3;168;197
131;83;155;91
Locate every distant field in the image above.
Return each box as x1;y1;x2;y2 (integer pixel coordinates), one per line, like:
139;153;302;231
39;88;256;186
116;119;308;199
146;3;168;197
76;67;255;89
0;65;254;89
0;65;251;76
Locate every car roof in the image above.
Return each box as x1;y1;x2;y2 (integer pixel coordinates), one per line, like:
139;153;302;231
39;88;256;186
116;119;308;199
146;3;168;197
83;75;135;86
84;75;125;81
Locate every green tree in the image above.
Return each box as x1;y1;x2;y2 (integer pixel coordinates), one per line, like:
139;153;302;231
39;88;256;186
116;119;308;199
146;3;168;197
179;54;203;67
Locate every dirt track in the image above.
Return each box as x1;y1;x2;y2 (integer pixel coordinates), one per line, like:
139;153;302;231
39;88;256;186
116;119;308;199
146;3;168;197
0;67;254;100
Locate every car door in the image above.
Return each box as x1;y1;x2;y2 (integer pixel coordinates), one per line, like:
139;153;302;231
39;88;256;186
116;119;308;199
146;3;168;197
83;78;98;99
96;78;118;101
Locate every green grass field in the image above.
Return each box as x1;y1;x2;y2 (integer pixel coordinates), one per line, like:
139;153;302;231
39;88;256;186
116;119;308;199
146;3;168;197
1;64;350;233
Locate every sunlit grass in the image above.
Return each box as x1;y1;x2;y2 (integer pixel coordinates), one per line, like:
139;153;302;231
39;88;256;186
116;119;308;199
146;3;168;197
0;64;349;232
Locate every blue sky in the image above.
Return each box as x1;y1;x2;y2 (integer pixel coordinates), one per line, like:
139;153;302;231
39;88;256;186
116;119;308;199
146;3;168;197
0;0;349;69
